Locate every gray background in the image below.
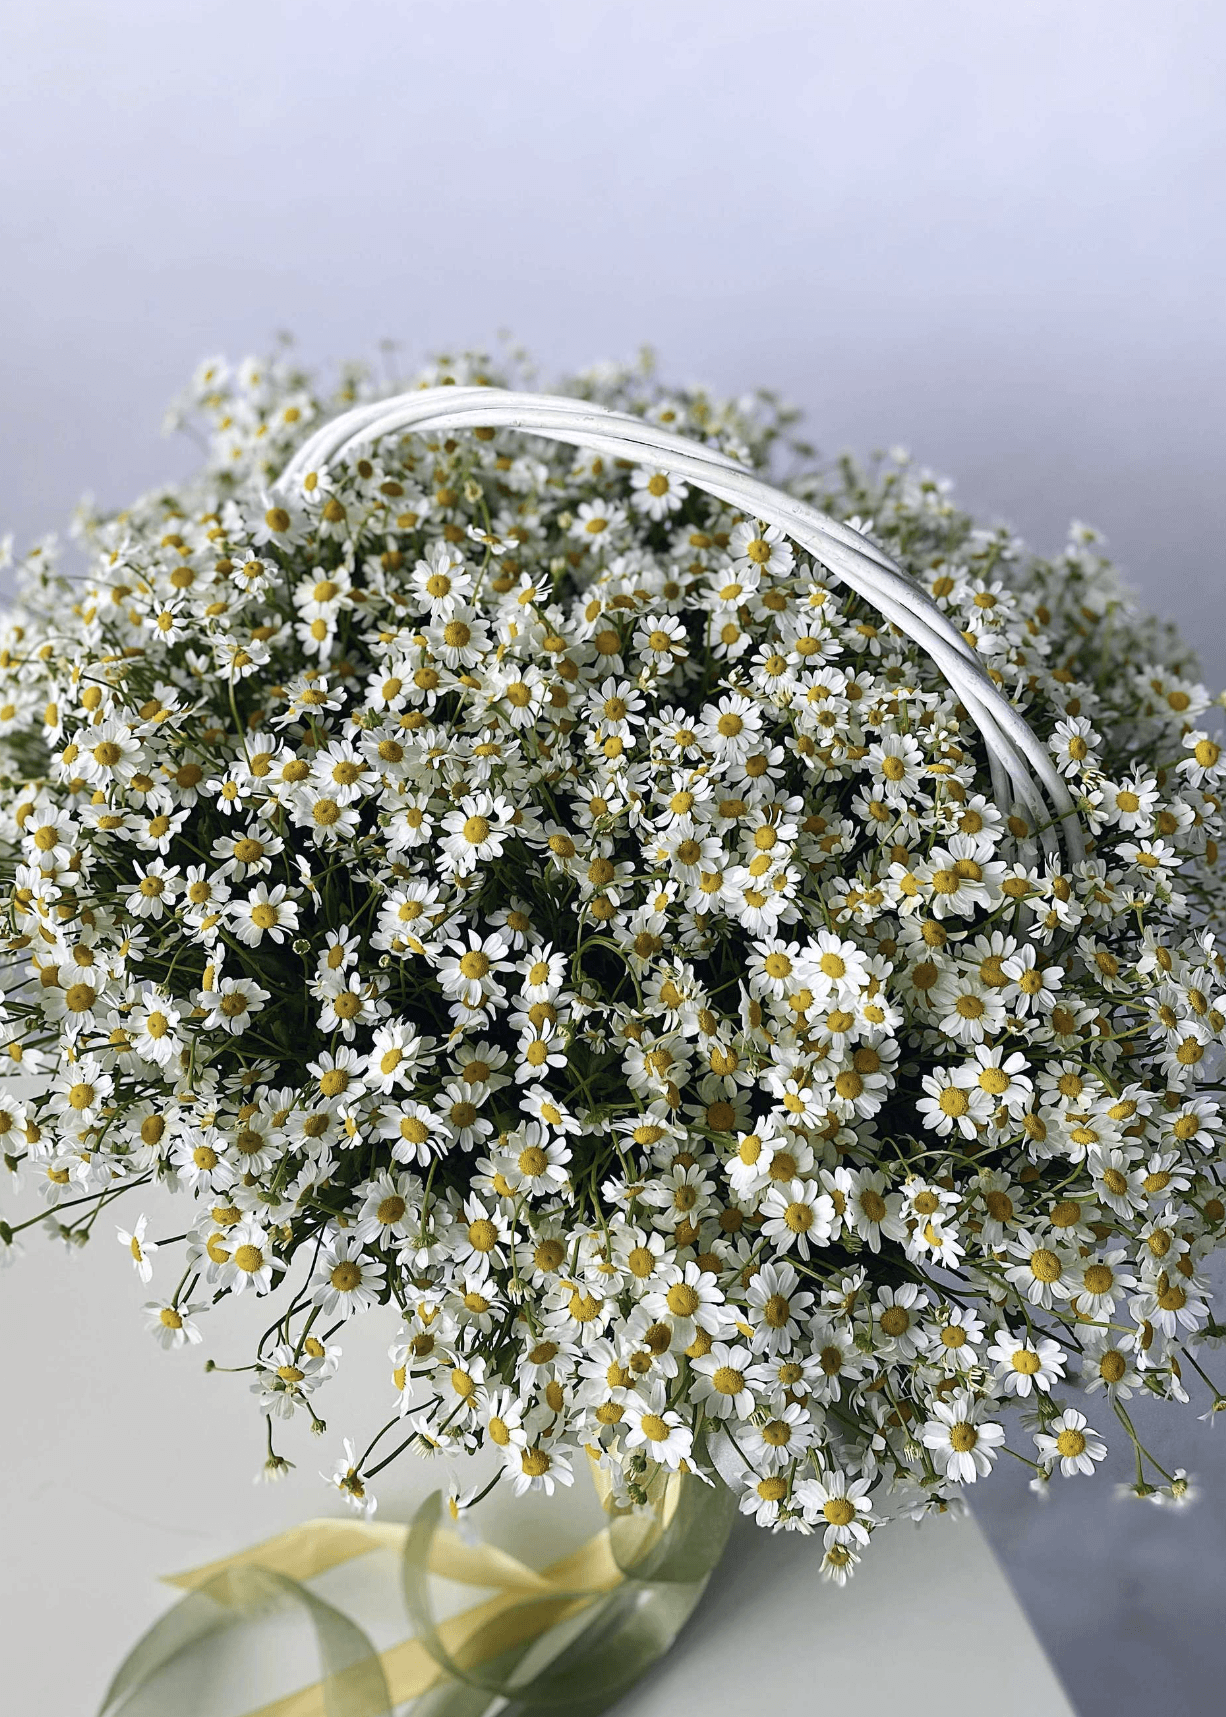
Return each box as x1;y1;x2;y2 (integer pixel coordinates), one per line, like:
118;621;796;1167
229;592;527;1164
2;4;1224;1711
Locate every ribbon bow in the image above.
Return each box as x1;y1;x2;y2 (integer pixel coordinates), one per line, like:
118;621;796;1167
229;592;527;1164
99;1460;736;1717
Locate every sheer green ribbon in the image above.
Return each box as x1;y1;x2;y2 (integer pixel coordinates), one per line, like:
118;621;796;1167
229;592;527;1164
98;1462;736;1717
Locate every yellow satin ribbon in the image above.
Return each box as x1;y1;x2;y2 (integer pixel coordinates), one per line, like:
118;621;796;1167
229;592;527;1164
168;1510;623;1717
99;1457;736;1717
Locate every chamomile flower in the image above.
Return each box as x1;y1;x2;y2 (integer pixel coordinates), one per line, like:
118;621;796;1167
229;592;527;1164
144;1299;204;1350
219;1220;282;1296
630;467;686;521
496;1125;572;1198
309;1235;387;1319
921;1391;1006;1483
199;975;271;1036
1081;1331;1143;1401
129;989;184;1068
794;1470;873;1549
351;1173;418;1245
760;1178;836;1260
691;1341;756;1420
503;1441;575;1498
230;882;301;947
744;1260;812;1354
1034;1410;1108;1477
377;1099;448;1167
1005;1232;1077;1310
326;1439;377;1518
623;1383;694;1470
917;1066;993;1139
987;1328;1068;1397
117;1215;158;1283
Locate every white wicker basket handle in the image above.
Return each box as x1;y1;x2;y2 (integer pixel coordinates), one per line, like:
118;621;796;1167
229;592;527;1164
276;388;1083;866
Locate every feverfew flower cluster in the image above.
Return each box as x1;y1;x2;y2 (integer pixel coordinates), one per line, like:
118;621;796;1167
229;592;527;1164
1;346;1224;1578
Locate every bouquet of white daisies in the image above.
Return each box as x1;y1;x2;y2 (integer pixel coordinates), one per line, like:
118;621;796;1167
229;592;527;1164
1;344;1223;1582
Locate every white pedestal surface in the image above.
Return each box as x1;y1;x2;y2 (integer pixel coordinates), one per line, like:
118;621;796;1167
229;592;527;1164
0;1189;1076;1715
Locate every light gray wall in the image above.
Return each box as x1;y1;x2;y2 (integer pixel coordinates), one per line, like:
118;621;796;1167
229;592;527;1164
2;5;1224;1712
3;0;1224;703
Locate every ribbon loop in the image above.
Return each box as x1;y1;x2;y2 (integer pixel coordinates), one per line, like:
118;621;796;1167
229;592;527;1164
399;1467;736;1715
98;1464;735;1717
99;1564;392;1717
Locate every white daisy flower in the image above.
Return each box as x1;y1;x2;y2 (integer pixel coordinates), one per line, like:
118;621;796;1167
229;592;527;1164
199;975;271;1036
794;1469;873;1549
325;1438;377;1518
143;1299;204;1350
986;1328;1068;1397
230;882;301;947
503;1441;575;1498
629;467;686;521
623;1383;694;1470
691;1340;756;1420
921;1390;1006;1483
760;1178;836;1260
309;1235;387;1319
1034;1409;1108;1476
117;1214;158;1283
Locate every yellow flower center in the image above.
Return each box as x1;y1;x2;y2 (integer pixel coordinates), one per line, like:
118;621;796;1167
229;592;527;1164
1029;1249;1062;1283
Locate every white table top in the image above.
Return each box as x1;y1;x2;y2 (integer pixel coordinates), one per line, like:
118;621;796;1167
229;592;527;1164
0;1184;1075;1715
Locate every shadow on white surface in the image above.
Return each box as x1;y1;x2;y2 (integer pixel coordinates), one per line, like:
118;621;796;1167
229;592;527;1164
616;1509;1074;1717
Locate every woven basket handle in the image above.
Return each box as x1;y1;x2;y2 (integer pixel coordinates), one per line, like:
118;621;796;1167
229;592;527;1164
277;387;1083;866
